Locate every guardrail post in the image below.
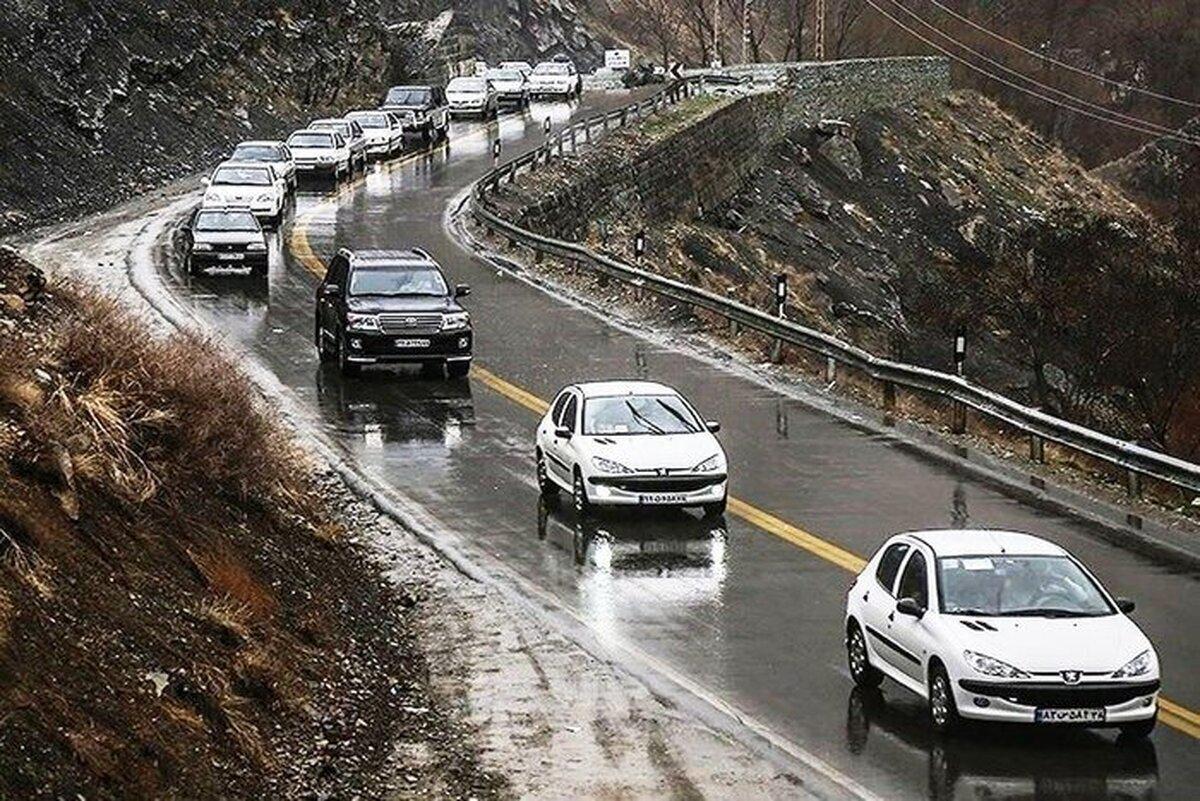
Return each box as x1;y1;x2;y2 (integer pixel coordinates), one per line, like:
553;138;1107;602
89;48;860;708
729;318;739;336
507;163;516;184
771;274;787;364
1126;469;1142;499
825;357;836;385
1029;434;1045;463
620;108;628;127
882;381;896;419
570;128;577;152
952;402;967;434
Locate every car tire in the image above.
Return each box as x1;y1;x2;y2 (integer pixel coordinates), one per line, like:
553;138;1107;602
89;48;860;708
702;497;727;518
250;262;267;280
572;469;591;516
846;621;884;689
186;256;200;277
536;450;557;498
1118;716;1157;741
316;319;336;363
447;360;470;379
928;663;959;734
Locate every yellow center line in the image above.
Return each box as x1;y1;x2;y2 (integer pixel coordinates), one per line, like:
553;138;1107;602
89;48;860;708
285;129;1200;745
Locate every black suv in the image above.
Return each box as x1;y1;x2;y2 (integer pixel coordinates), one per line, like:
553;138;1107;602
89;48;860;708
380;85;449;143
315;248;472;377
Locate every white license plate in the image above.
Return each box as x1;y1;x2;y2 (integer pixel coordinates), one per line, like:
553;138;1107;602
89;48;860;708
1035;708;1106;723
394;338;431;348
638;493;688;505
217;253;244;261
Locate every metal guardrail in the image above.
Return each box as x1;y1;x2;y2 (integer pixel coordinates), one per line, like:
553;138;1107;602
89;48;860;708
468;77;1200;497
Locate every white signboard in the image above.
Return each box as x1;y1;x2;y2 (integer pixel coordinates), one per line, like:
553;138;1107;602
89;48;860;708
605;49;631;70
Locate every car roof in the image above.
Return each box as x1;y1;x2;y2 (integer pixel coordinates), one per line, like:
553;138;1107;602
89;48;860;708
311;118;347;125
570;381;681;399
896;529;1067;558
344;248;439;269
234;140;284;148
213;160;273;171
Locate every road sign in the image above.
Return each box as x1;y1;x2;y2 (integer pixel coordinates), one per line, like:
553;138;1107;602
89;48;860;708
669;62;684;80
605;49;631;70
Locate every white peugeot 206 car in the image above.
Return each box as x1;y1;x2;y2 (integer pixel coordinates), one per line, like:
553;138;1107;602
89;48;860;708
845;529;1160;739
535;381;727;517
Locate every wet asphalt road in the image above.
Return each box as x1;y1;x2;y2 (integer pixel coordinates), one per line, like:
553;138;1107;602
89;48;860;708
155;94;1197;799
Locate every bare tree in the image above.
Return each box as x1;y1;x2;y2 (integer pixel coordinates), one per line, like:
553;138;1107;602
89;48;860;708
627;0;685;66
780;0;809;61
830;0;864;58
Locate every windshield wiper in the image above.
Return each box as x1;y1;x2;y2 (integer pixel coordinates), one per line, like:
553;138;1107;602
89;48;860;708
655;399;699;433
947;608;997;617
625;401;666;435
1001;608;1096;618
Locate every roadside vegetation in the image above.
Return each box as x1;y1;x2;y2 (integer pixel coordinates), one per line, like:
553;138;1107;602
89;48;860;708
0;248;502;798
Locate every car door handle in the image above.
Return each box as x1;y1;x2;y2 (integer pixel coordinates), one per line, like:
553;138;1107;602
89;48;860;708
887;612;895;623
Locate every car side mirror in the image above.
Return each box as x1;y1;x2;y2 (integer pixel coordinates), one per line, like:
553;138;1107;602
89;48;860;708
896;597;925;618
705;420;721;433
1116;597;1136;614
200;177;210;187
554;426;572;440
323;284;341;297
455;283;471;298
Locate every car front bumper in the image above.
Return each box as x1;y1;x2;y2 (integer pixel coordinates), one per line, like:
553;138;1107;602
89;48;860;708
294;161;340;175
529;85;573;97
342;330;473;364
190;249;268;267
954;678;1160;725
585;474;727;507
449;104;488;116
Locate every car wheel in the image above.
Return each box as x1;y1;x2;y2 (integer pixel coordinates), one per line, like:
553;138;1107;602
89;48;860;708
336;332;361;376
536;450;557;498
1118;716;1157;741
250;262;267;280
316;319;336;363
447;360;470;379
847;622;884;689
572;469;591;516
928;663;959;734
702;497;727;518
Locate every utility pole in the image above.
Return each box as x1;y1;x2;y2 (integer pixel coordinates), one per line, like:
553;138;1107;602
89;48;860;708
814;0;826;61
713;0;722;67
742;0;749;63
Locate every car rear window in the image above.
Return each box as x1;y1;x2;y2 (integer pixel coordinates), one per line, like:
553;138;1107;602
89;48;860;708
288;132;334;148
310;120;348;134
448;78;486;91
195;210;260;232
231;144;281;161
211;166;271;186
385;87;431;106
534;63;569;75
349;113;389;128
487;70;521;81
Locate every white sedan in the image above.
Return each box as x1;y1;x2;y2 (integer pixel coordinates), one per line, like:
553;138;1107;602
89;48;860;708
845;529;1160;739
200;162;286;225
535;381;727;517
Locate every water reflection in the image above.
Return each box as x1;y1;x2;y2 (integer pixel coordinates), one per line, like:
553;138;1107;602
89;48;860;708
315;364;474;449
846;687;1159;801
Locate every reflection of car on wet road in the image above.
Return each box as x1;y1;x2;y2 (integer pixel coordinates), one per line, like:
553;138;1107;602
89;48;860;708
845;530;1160;738
200;162;287;226
181;207;269;278
845;686;1159;801
314;248;473;378
536;381;728;517
538;499;726;573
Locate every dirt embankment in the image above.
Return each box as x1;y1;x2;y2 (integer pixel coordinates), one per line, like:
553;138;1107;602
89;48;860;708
486;89;1200;459
0;0;393;237
0;247;505;799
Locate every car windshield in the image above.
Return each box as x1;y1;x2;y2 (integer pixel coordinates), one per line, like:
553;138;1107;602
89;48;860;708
938;555;1114;617
534;63;570;75
311;121;347;134
448;78;486;92
194;210;260;232
211;167;271;186
487;70;521;82
349;113;388;128
385;88;431;106
288;132;334;148
231;145;280;161
349;266;447;297
583;394;703;436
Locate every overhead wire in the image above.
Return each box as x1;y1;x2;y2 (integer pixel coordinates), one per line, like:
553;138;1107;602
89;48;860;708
860;0;1200;146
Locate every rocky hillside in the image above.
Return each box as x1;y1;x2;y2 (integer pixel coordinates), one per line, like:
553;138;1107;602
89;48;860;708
488;89;1200;458
1094;117;1200;219
0;0;395;236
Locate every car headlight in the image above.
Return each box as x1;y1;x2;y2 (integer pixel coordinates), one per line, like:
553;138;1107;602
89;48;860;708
592;456;635;474
317;153;333;162
693;454;723;473
255;193;272;202
246;242;267;252
346;313;380;332
963;650;1030;679
441;311;470;331
192;242;213;251
1112;650;1152;679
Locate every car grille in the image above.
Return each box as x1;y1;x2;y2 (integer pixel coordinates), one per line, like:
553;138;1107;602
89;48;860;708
378;312;442;335
599;476;724;493
958;680;1160;708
